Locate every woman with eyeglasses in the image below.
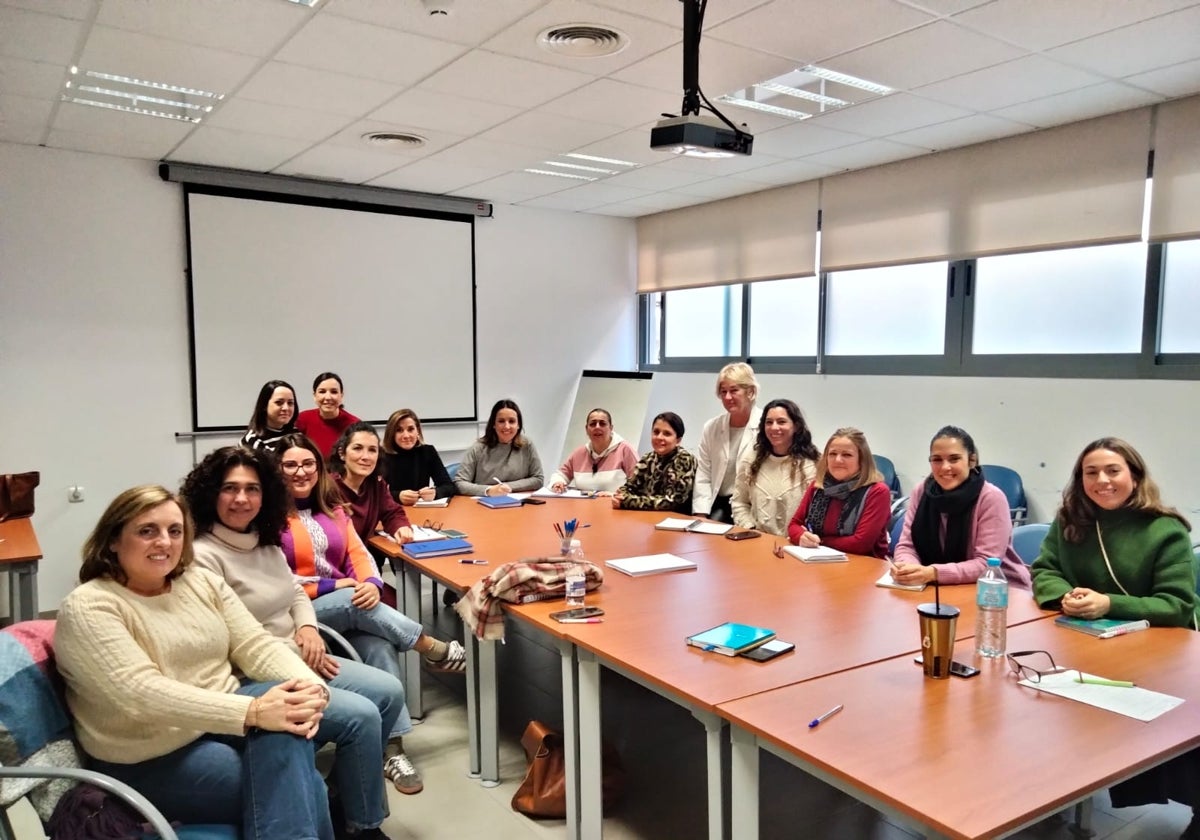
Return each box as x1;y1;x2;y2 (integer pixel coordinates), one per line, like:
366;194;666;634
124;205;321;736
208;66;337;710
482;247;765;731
787;427;892;557
1033;442;1200;832
182;446;404;831
295;372;360;459
891;425;1030;588
454;398;544;497
54;485;334;840
548;408;638;496
241;379;297;454
380;409;456;505
276;433;466;796
692;363;763;523
731;398;818;537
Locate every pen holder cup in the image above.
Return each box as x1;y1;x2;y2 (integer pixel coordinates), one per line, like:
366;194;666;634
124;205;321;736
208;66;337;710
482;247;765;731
917;603;959;679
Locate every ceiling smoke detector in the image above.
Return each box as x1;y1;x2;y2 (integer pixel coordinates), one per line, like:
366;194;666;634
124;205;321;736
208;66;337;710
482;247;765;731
537;24;628;58
362;131;427;150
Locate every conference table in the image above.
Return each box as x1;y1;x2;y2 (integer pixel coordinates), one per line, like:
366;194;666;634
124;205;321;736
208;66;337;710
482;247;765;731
0;518;41;623
721;621;1200;840
370;496;1088;840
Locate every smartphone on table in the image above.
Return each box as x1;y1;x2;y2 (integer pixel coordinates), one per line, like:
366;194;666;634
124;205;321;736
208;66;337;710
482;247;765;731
725;530;762;541
550;607;605;622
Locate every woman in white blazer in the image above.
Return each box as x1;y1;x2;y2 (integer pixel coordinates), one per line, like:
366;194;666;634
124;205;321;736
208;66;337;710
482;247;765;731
692;363;763;522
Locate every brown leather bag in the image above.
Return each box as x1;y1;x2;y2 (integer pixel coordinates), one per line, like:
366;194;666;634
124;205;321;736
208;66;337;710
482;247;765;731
0;472;39;521
511;720;625;818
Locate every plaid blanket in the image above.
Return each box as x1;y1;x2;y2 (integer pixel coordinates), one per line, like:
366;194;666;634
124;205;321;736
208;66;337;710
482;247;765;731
0;620;82;820
455;560;604;641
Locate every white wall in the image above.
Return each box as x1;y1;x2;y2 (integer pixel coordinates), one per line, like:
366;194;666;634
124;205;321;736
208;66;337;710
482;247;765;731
0;142;637;612
643;373;1200;534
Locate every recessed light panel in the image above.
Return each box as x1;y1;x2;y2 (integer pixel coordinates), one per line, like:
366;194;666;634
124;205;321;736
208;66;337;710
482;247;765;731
62;67;224;124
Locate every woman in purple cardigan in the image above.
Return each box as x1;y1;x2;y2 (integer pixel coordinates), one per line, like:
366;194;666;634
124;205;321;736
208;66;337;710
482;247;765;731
892;425;1030;588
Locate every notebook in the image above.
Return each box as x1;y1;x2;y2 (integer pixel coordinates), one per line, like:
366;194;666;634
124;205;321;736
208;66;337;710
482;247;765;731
783;545;847;563
476;495;522;509
874;569;927;592
414;497;450;508
605;554;698;577
408;525;447;542
532;487;596;499
1054;617;1151;638
686;622;776;657
402;538;473;559
654;517;733;535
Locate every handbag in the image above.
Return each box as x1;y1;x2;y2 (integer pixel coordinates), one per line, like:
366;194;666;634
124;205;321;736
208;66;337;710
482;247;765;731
511;720;625;818
0;471;39;521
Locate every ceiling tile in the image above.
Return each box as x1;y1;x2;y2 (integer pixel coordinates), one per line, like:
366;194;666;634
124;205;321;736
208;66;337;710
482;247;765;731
568;126;681;165
273;145;406;183
169;124;314;171
518;192;600;212
204;97;351;141
671;175;773;200
97;0;303;57
736;157;842;186
1124;57;1200;97
612;38;797;98
823;20;1024;90
367;158;507;194
78;25;260;94
600;163;718;191
708;0;936;64
369;88;522;136
478;109;623;151
326;119;465;157
53;97;196;143
419;137;549;170
896;0;992;12
808;93;973;137
0;56;70;99
517;181;653;211
887;112;1034;150
990;82;1164;127
237;62;402;117
801;137;931;170
913;54;1105;111
275;14;465;86
589;0;772;27
539;78;679;128
751;121;872;157
952;0;1198;52
451;170;575;203
421;50;594;109
1047;5;1200;79
46;124;188;159
481;0;682;75
0;92;53;132
0;0;95;20
326;0;544;47
0;6;85;64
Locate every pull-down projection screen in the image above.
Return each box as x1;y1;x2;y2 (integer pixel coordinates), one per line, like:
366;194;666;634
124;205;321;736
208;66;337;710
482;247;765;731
186;190;476;430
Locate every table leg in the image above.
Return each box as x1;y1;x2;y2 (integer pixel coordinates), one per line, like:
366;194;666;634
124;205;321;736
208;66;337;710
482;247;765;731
478;636;499;787
558;640;581;840
577;648;603;840
1070;798;1095;838
7;563;37;623
729;726;758;840
400;563;423;720
464;633;481;779
691;709;727;840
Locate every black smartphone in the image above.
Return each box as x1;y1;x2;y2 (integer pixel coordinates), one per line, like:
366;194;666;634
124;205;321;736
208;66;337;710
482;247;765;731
740;639;795;661
550;607;605;622
913;656;981;678
522;498;546;505
724;530;762;541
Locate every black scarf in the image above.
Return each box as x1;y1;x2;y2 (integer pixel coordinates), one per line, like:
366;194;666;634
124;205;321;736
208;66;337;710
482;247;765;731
910;469;985;566
806;478;871;537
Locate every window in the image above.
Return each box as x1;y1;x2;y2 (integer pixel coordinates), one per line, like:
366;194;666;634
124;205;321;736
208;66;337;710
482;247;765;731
1159;239;1200;353
747;277;819;357
662;285;743;357
826;262;948;356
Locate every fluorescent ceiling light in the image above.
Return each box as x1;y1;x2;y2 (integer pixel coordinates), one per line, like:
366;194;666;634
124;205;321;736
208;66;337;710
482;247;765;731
61;96;202;123
75;85;211;112
283;0;323;6
756;82;848;108
718;95;811;121
565;153;637;167
64;66;225;124
523;168;597;181
543;160;617;174
800;64;893;95
73;67;223;100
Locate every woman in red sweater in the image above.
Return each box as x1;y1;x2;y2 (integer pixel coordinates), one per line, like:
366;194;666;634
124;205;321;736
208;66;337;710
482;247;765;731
294;372;360;458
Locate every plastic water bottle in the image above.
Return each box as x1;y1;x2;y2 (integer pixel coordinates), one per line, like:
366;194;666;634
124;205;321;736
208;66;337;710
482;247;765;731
974;557;1008;658
564;539;587;607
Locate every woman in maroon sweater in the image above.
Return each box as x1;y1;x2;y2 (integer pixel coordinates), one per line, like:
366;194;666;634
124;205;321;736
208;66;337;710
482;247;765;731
330;422;412;546
787;427;892;558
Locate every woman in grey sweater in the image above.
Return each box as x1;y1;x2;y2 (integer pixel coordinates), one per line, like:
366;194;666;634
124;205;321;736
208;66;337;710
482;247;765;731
454;398;544;496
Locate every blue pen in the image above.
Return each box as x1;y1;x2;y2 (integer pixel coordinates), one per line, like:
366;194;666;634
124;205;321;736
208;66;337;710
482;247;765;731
808;704;844;729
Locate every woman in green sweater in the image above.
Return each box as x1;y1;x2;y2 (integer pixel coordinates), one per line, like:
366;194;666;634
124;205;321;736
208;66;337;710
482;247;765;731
1032;437;1199;838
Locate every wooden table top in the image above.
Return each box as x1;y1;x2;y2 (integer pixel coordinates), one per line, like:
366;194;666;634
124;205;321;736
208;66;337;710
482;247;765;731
718;622;1200;840
0;518;42;565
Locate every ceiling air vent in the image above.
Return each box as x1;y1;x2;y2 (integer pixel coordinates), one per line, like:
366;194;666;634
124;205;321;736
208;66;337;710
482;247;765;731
361;131;426;150
537;24;628;58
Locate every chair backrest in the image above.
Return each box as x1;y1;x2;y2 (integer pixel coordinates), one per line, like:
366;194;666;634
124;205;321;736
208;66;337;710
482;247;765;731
980;464;1027;524
445;462;460;479
874;455;901;498
1012;523;1051;566
888;513;905;557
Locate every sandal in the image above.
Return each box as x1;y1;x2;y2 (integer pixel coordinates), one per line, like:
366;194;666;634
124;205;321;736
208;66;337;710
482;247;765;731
423;639;466;674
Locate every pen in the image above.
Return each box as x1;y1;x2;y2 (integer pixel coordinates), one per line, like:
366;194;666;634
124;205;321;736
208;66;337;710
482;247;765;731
458;559;488;565
558;618;603;624
1076;674;1134;687
808;704;844;729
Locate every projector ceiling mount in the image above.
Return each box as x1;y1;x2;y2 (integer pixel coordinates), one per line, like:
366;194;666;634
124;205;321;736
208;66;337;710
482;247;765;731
650;0;754;158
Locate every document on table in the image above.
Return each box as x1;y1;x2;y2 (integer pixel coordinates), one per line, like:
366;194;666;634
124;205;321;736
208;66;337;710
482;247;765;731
1019;670;1184;721
531;487;595;499
414;497;450;508
409;525;447;542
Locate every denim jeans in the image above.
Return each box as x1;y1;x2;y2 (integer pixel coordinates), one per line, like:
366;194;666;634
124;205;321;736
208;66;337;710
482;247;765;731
89;682;333;840
313;588;421;738
317;657;405;828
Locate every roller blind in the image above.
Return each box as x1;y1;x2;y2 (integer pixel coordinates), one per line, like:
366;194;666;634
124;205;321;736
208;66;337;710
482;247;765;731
821;107;1151;271
636;180;818;291
1149;94;1200;241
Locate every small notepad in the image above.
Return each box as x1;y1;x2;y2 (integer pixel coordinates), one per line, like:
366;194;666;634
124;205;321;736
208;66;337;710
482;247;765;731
414;497;450;508
605;554;697;577
783;545;847;563
875;569;927;591
655;517;732;535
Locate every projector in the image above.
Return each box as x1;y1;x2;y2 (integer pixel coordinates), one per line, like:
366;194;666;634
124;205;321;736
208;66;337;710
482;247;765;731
650;114;753;158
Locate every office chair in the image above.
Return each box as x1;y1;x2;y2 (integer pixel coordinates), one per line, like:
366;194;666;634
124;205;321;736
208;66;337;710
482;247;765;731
889;514;905;557
1012;523;1051;565
445;462;460;479
981;464;1027;525
874;455;901;499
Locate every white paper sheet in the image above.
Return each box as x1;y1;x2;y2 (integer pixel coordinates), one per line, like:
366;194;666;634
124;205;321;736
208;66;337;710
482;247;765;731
1019;670;1184;721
